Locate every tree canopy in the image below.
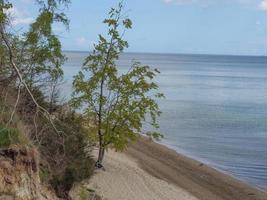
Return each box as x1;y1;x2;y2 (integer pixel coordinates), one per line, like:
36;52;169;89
72;2;164;166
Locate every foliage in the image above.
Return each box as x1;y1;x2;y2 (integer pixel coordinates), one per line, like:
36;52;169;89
0;125;28;147
0;1;12;24
40;109;95;198
0;0;96;198
1;0;69;93
18;3;67;99
0;1;12;82
72;2;164;164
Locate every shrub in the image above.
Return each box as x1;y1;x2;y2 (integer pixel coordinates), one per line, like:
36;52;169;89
0;125;27;147
40;110;95;198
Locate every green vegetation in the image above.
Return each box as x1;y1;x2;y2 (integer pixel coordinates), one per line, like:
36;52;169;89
47;110;95;198
72;2;163;167
79;188;88;200
0;125;21;147
78;187;102;200
0;0;95;198
0;0;163;198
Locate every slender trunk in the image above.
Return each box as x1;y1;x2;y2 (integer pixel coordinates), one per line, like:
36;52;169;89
96;134;105;168
95;33;115;169
97;146;105;164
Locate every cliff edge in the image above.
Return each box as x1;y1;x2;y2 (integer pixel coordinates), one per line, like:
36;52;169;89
0;145;58;200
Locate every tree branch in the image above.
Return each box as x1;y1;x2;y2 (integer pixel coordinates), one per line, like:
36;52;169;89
0;24;62;135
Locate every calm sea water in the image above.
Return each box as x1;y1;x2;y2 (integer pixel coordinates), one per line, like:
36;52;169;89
62;51;267;190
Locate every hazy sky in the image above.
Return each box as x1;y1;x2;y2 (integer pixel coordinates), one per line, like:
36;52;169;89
8;0;267;55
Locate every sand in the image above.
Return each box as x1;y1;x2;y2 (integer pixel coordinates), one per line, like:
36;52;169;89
86;149;198;200
127;137;267;200
84;137;267;200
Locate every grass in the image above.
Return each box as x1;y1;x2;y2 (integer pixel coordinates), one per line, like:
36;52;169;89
79;187;102;200
79;188;88;200
0;125;22;147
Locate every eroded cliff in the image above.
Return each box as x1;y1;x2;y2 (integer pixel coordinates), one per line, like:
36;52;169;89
0;145;58;200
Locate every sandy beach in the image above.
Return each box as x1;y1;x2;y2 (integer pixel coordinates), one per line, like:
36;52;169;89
84;137;267;200
85;148;197;200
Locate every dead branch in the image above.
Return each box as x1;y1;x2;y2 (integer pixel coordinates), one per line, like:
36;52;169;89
0;24;62;135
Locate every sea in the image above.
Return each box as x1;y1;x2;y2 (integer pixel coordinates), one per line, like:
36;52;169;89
62;51;267;191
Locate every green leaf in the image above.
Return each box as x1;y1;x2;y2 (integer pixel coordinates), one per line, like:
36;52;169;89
72;1;164;156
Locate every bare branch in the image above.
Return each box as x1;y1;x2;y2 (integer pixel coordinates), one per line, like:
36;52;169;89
0;24;62;135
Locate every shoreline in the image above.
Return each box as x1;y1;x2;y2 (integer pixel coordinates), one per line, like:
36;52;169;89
80;136;267;200
126;137;267;200
157;138;267;193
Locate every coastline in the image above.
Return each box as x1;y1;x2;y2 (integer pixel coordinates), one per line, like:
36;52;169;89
126;137;267;200
79;136;267;200
157;138;266;192
83;146;198;200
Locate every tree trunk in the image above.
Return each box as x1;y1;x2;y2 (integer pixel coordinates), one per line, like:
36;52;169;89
98;146;105;163
95;146;105;168
95;134;105;169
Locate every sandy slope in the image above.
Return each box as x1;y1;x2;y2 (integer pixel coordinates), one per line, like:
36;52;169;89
81;137;267;200
85;149;199;200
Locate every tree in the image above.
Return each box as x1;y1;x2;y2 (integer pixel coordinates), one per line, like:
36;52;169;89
1;0;69;89
0;1;97;197
22;0;69;88
72;2;164;168
0;0;69;126
0;0;70;184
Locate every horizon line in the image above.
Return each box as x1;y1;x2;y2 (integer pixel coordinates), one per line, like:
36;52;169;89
63;50;267;58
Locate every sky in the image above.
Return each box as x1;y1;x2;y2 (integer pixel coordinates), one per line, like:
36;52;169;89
7;0;267;56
